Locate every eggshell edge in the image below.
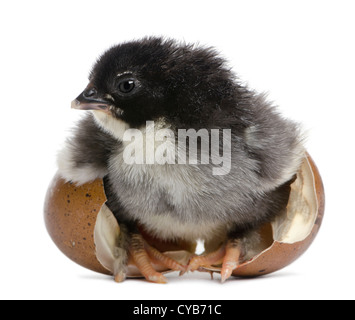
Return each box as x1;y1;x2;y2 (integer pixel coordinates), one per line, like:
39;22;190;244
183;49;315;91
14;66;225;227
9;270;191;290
230;154;325;277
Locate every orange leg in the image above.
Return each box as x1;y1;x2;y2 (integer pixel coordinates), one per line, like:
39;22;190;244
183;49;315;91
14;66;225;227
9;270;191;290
221;239;242;283
144;242;187;273
187;246;226;272
128;233;186;284
187;239;242;283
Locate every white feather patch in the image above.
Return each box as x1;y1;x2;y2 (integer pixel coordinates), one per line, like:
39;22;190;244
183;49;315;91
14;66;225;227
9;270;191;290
56;143;107;185
92;110;129;141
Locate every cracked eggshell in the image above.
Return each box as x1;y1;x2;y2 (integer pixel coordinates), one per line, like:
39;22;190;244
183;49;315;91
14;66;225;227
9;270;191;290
44;154;325;279
203;154;325;277
240;155;325;277
44;176;194;278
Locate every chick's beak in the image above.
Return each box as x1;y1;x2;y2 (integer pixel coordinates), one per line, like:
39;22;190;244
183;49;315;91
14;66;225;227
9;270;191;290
71;87;112;115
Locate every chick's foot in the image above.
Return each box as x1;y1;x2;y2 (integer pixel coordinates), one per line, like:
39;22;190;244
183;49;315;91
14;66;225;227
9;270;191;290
187;239;242;283
128;233;187;284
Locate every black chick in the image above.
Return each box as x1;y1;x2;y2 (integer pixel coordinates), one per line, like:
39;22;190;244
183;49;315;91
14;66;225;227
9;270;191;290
58;37;304;283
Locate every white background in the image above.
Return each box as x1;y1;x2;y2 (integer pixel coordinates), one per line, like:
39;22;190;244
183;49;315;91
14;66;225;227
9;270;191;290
0;0;354;300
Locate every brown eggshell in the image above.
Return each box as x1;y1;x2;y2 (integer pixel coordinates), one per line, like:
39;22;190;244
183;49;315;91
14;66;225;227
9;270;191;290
44;176;111;275
44;154;325;279
44;175;195;277
230;155;325;277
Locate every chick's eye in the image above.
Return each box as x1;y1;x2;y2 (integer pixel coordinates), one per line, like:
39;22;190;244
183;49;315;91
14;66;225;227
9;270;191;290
118;79;136;94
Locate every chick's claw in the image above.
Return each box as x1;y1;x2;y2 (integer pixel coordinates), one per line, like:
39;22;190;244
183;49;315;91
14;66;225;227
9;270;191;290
220;239;242;283
129;233;187;284
114;271;126;283
187;239;242;283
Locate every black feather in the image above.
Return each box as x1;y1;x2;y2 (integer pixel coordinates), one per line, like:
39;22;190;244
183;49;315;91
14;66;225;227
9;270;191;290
58;37;305;246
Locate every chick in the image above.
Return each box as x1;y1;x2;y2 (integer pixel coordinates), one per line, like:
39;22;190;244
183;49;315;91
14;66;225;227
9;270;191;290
58;37;304;283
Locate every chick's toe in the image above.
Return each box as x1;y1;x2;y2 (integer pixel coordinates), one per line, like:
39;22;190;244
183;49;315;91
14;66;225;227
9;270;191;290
129;233;187;284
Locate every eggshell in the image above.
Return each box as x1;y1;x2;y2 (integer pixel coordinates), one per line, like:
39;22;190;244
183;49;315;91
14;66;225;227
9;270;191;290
231;155;325;277
44;177;111;275
44;176;194;277
44;154;324;279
